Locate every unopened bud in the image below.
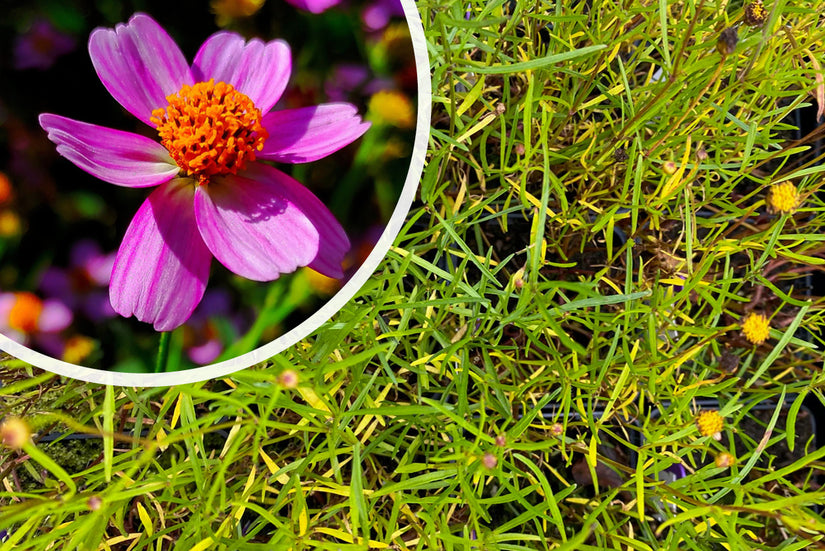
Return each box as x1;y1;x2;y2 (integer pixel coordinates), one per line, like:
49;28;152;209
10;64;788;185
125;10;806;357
278;369;299;389
1;417;30;449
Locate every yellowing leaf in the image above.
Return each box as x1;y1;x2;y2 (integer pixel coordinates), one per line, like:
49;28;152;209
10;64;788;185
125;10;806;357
260;449;290;484
189;537;214;551
136;502;153;537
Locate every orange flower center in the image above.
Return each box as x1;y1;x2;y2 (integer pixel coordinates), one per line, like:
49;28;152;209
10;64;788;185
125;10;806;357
151;79;268;184
8;292;43;333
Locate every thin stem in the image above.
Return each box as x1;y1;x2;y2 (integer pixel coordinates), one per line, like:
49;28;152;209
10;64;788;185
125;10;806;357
154;331;171;374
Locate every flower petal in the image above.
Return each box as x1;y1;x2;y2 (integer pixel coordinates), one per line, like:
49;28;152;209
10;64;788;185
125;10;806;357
285;0;342;13
38;300;72;333
110;178;212;331
192;32;291;114
194;163;349;281
89;13;193;125
0;293;16;331
187;338;222;365
258;103;371;163
39;114;179;187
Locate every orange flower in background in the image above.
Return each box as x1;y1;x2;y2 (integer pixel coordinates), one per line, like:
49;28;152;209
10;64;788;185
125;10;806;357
0;291;72;345
0;172;13;204
8;292;43;333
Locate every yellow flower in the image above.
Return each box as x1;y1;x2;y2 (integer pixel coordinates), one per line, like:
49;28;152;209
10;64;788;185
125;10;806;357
211;0;265;26
381;23;412;54
1;417;31;449
0;210;22;237
766;181;800;214
696;410;723;440
369;90;415;129
303;267;341;296
742;312;770;345
63;336;96;365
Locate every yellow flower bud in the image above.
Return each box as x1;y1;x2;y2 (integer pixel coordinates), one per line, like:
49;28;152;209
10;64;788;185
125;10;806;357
1;417;31;449
278;369;299;389
715;452;735;469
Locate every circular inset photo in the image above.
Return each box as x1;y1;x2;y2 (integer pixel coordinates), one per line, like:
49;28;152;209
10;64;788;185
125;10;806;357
0;0;429;384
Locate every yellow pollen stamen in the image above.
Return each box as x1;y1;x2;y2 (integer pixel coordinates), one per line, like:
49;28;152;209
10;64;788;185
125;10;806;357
8;292;43;333
151;79;268;184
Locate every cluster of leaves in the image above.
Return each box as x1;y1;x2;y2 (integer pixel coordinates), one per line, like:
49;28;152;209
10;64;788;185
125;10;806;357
2;0;825;549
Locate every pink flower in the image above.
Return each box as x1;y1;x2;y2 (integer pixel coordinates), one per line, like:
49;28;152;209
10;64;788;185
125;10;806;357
284;0;342;14
39;14;369;331
362;0;404;32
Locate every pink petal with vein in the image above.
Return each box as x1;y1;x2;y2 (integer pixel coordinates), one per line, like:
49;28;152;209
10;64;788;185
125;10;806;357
89;13;193;125
258;103;371;163
192;32;291;114
39;114;179;187
194;163;349;281
110;179;212;331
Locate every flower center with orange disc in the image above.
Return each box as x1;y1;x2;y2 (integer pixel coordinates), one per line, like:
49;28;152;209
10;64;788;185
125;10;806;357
151;79;268;184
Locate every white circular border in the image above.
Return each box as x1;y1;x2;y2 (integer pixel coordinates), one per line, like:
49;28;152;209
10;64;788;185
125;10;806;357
0;1;431;387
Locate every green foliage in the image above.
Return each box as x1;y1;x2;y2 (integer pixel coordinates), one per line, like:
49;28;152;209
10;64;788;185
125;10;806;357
3;0;825;549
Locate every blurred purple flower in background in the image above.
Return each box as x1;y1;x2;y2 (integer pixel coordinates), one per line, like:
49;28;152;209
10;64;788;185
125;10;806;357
362;0;404;32
13;19;76;70
39;14;370;332
39;240;116;322
182;289;242;364
284;0;342;14
324;64;394;103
